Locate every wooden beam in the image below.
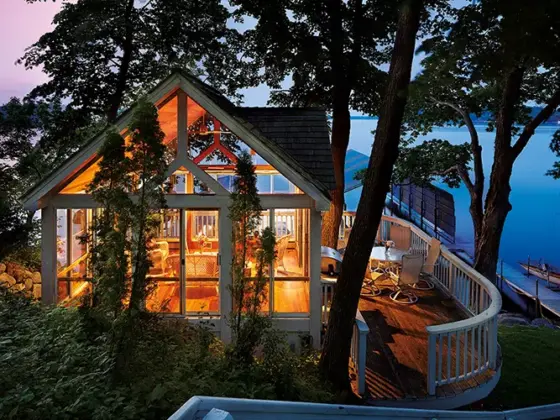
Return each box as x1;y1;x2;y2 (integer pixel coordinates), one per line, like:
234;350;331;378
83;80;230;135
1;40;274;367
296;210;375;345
309;209;322;348
41;205;57;305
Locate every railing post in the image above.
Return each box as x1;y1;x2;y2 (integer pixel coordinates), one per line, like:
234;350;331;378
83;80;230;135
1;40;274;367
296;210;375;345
489;316;498;369
358;327;367;395
427;333;437;395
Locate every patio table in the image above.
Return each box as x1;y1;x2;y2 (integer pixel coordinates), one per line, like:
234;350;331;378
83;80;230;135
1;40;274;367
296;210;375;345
370;246;408;263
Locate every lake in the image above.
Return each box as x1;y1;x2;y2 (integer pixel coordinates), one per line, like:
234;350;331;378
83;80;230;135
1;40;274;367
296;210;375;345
345;119;560;268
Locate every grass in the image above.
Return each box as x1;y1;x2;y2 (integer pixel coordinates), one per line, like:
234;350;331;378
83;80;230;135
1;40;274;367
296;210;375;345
472;325;560;411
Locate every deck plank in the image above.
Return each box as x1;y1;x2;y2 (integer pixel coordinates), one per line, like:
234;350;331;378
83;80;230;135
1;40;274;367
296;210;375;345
355;278;496;402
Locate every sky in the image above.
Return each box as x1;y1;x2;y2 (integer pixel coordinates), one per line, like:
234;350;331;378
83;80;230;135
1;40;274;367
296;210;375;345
0;0;61;103
0;0;431;108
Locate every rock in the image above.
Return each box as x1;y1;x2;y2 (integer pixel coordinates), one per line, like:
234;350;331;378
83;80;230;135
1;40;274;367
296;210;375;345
498;314;530;326
531;318;556;329
0;263;6;274
32;272;41;284
13;283;26;292
33;284;42;299
24;278;33;291
0;273;16;288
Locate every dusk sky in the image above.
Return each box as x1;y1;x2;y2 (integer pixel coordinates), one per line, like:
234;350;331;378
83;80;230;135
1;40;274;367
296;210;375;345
0;0;61;103
0;0;430;107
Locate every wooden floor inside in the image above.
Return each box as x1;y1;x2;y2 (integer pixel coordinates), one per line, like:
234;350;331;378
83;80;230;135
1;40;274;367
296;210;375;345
353;278;495;402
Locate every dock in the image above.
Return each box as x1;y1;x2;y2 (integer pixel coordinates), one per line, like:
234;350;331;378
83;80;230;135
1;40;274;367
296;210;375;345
499;262;560;318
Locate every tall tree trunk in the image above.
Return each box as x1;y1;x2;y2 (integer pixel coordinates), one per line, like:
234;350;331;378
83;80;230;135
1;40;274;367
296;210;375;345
319;0;424;393
473;152;514;281
321;103;350;248
107;0;135;123
321;0;364;249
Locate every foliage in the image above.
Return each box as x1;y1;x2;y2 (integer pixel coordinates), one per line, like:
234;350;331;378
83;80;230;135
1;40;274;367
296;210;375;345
227;150;277;365
399;0;560;278
0;97;93;260
546;131;560;179
473;326;560;410
22;0;258;122
0;287;332;419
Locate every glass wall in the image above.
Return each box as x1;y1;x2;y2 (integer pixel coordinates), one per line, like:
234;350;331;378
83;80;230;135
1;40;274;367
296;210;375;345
242;209;310;315
146;209;220;315
146;209;181;313
56;208;92;302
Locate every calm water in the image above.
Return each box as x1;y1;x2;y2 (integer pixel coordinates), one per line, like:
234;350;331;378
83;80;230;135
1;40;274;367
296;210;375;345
345;120;560;268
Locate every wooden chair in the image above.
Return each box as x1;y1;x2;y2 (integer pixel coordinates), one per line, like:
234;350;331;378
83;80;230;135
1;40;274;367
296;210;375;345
276;235;290;272
388;254;423;304
415;238;441;290
389;224;411;251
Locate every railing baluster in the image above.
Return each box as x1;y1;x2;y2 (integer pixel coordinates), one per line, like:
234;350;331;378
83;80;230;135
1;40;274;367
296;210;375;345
455;330;460;382
471;326;475;374
463;327;468;378
447;332;451;382
438;333;443;383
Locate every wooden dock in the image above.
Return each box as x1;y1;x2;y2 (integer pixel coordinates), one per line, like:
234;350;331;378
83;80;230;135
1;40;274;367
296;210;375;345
499;262;560;318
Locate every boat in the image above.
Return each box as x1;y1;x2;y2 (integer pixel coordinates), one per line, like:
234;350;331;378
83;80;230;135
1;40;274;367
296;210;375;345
518;262;560;285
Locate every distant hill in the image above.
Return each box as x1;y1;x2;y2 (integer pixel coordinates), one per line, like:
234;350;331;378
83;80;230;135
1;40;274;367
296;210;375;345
470;107;560;126
344;107;560;126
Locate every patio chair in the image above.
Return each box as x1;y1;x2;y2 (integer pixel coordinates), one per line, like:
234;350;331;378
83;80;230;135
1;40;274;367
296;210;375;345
276;235;290;273
414;237;441;290
389;224;411;251
388;254;424;304
361;260;383;297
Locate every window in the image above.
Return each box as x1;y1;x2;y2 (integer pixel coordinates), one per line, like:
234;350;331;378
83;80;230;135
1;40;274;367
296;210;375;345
56;208;93;303
147;209;220;315
243;209;310;315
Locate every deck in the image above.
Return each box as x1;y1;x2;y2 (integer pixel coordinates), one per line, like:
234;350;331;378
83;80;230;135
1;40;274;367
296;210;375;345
352;277;497;405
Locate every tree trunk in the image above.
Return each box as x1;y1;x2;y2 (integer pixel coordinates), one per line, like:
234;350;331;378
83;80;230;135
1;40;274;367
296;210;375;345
319;0;424;393
473;152;514;281
321;103;350;248
107;0;135;123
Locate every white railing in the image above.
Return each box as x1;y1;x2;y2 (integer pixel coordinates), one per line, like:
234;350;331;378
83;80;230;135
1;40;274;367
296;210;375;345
170;396;560;420
351;310;369;395
321;279;368;395
328;212;502;397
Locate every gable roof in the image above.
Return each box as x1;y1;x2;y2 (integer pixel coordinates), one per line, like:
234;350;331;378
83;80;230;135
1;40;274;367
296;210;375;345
22;70;334;210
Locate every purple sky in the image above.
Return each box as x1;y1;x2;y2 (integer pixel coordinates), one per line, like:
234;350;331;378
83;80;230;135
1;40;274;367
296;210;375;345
0;0;61;103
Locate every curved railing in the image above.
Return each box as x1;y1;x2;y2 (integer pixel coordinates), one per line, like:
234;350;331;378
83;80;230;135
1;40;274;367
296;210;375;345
338;212;502;396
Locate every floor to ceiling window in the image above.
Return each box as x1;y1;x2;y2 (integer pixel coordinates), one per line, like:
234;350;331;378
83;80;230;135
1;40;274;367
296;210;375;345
146;209;220;315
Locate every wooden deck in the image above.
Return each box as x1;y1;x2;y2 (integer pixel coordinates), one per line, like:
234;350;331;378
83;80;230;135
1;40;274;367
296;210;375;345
352;277;496;403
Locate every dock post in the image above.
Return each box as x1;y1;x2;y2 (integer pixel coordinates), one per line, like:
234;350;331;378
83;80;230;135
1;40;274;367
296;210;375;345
500;260;504;291
527;255;531;276
535;279;539;317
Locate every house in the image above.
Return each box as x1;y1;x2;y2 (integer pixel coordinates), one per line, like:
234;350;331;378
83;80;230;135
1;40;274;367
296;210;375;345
22;70;503;408
21;70;335;348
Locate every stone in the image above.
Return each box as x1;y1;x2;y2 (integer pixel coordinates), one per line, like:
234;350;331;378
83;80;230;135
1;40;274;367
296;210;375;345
32;272;41;284
33;284;42;299
13;283;26;292
0;273;16;288
531;318;556;329
498;314;530;326
24;278;33;291
0;263;6;274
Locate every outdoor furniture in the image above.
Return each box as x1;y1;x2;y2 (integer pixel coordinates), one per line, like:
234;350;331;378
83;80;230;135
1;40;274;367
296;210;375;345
415;237;441;290
388;253;424;304
389;224;411;251
275;235;290;273
370;246;408;272
361;262;383;297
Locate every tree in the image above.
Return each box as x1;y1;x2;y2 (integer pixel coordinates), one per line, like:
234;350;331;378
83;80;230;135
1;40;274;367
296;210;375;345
231;0;398;248
320;0;427;393
22;0;257;123
0;97;93;260
403;0;560;281
227;151;276;365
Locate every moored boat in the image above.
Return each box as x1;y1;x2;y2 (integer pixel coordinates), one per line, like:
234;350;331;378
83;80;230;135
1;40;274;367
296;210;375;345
519;262;560;286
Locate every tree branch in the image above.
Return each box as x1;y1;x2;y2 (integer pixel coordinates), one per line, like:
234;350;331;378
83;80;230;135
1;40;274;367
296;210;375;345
429;96;483;195
512;88;560;158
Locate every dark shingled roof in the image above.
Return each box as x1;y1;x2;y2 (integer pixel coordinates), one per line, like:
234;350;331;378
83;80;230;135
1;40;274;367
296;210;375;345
237;107;335;192
182;71;335;194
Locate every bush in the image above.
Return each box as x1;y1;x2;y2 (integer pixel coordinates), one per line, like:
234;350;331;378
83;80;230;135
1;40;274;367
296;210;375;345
0;290;332;419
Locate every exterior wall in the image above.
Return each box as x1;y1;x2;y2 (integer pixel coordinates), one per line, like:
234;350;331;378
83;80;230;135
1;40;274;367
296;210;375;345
41;193;322;347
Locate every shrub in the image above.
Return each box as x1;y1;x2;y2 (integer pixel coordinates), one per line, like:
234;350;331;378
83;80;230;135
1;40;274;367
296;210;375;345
0;289;332;419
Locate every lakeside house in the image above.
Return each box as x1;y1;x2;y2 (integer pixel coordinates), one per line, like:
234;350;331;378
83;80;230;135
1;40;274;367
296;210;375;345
21;70;502;409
